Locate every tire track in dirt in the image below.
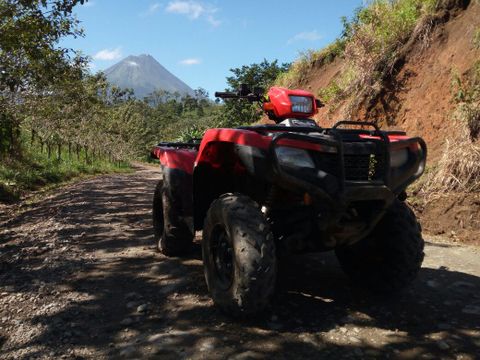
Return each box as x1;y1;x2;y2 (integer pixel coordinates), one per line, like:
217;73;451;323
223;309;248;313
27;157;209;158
1;164;479;359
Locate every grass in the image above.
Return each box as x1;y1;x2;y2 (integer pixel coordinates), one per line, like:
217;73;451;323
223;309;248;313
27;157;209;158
276;39;346;87
474;27;480;49
451;62;480;140
420;60;480;194
317;81;343;104
340;0;438;111
421;135;480;193
276;51;317;88
0;145;131;202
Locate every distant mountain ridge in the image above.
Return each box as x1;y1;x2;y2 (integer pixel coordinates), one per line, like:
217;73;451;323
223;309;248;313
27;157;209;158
104;54;194;99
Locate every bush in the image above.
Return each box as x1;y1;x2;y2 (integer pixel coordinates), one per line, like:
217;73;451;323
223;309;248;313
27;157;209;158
178;124;205;142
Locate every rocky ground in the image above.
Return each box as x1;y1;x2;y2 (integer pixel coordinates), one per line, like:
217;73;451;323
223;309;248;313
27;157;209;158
0;164;479;359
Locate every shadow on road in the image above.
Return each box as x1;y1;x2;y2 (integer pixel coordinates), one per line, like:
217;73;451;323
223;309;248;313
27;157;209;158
1;167;479;359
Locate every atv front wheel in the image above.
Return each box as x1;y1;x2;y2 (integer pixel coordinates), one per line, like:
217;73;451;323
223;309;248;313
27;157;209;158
202;194;277;317
335;200;424;294
152;180;193;256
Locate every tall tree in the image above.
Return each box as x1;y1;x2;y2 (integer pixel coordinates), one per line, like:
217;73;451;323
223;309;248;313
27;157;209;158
0;0;88;156
218;59;290;127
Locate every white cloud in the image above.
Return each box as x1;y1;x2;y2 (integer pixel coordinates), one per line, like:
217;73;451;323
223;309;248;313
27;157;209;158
206;14;221;27
288;30;323;44
180;58;201;65
127;61;139;67
166;1;221;26
167;1;203;18
140;3;162;17
93;47;122;61
150;3;162;12
148;3;161;14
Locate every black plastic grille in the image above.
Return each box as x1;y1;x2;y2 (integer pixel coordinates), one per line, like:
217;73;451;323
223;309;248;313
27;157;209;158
344;154;384;181
310;151;385;182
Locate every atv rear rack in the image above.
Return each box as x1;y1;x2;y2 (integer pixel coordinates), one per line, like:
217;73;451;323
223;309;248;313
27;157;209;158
154;141;200;149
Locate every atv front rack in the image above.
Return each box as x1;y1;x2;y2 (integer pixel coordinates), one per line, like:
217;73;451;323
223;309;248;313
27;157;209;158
263;121;426;207
263;122;425;244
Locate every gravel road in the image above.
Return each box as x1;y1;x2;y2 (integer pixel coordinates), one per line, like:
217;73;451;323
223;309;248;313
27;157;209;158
1;164;479;359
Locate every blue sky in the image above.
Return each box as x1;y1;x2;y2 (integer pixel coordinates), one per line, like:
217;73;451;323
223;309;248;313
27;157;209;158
63;0;364;96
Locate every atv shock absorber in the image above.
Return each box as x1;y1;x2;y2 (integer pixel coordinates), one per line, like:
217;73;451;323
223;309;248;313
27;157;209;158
263;185;315;253
263;185;280;211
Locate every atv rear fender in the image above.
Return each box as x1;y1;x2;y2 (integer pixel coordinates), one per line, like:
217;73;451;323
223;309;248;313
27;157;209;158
151;145;198;237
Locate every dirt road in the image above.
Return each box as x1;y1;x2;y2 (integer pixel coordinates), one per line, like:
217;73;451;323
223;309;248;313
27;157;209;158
1;165;479;359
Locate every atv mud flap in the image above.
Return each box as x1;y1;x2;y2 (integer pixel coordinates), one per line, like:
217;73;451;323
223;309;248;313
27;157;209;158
161;166;195;240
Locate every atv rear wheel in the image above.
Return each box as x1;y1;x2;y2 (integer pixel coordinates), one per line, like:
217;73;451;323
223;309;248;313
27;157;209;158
202;194;277;317
335;200;424;294
152;180;193;256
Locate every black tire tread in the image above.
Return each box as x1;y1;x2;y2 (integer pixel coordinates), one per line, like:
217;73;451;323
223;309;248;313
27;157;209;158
152;179;193;256
336;200;424;293
202;193;277;317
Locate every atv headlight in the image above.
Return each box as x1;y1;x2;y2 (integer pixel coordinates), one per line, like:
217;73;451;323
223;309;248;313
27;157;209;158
275;146;315;168
289;95;313;114
390;148;409;168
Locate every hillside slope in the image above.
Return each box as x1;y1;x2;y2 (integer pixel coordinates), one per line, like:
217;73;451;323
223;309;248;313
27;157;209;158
279;0;480;243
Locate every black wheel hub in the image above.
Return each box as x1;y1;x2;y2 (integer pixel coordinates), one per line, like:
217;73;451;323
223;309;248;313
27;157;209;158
211;226;234;290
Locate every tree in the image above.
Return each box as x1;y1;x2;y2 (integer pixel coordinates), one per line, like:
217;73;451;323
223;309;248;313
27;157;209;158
0;0;88;156
0;0;86;89
218;59;290;127
225;59;290;91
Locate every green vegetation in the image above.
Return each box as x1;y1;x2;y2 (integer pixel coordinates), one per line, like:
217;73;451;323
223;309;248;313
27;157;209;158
277;0;439;110
151;91;223;141
317;81;343;108
474;27;480;49
277;40;346;88
218;59;290;127
0;143;130;202
451;62;480;140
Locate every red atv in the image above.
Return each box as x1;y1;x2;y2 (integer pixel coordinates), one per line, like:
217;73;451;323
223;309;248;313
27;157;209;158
151;85;427;316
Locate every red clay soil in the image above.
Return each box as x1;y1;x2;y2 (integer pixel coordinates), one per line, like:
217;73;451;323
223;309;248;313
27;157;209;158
411;192;480;246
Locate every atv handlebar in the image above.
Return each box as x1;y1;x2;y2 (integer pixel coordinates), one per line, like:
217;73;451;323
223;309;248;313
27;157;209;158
214;84;264;102
214;91;239;99
214;91;262;102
